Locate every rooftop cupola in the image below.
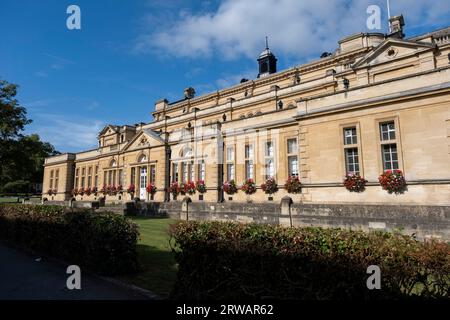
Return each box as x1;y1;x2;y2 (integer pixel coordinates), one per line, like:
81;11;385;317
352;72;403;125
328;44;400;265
257;36;277;78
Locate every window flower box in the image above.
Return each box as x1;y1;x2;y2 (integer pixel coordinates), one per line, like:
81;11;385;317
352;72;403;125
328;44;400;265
343;173;367;192
223;180;238;195
285;176;301;194
196;180;207;194
241;179;257;195
184;181;196;195
379;170;406;194
261;177;278;195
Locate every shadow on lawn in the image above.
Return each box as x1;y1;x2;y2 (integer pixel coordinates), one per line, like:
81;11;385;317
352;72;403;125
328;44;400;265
120;246;178;298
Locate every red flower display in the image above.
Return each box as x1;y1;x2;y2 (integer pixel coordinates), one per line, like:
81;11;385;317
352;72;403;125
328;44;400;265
169;182;181;197
84;187;92;196
146;183;157;194
71;188;79;196
184;181;196;195
127;184;135;194
241;179;257;195
101;185;108;195
261;177;278;195
284;176;301;194
378;170;406;194
343;173;367;192
223;180;238;195
196;180;207;194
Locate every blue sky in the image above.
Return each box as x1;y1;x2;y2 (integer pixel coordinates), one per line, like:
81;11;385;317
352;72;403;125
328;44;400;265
1;0;449;153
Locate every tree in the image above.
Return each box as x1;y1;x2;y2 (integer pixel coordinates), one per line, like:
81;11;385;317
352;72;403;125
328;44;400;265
0;79;59;193
0;80;31;140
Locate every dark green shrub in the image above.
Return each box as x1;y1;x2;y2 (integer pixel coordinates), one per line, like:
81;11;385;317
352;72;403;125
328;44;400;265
1;180;31;193
0;204;139;275
170;221;450;300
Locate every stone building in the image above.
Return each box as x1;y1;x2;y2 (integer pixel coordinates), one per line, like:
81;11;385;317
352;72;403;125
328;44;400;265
43;16;450;238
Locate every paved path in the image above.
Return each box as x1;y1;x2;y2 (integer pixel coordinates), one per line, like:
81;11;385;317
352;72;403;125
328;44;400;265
0;243;152;300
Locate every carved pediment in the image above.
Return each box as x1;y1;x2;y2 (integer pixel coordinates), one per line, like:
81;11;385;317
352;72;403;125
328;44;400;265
122;129;164;151
352;38;435;69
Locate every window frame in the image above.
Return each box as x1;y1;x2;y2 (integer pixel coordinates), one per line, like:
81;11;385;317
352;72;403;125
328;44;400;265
340;123;363;176
286;137;298;178
376;117;403;174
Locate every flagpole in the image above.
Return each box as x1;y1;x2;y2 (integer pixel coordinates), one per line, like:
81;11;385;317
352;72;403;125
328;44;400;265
387;0;391;32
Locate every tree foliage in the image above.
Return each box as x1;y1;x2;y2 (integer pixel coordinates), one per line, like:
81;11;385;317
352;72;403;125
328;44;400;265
0;79;59;192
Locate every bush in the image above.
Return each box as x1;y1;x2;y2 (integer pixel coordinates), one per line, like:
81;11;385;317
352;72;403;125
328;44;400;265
1;180;31;194
0;204;140;276
170;221;449;300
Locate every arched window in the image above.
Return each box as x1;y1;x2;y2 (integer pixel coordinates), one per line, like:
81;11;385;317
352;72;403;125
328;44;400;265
180;146;192;158
137;154;147;163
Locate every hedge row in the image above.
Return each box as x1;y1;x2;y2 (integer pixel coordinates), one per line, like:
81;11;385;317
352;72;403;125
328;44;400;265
170;221;449;300
0;204;139;275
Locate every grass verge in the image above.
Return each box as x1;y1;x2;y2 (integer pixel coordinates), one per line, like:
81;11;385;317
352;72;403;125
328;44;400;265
118;216;178;298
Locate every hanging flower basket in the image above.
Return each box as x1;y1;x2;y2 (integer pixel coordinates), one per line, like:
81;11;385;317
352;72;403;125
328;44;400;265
379;170;407;194
169;182;181;197
241;179;257;195
261;177;279;194
92;186;98;196
343;173;367;192
117;184;123;194
126;184;135;194
78;188;85;196
184;181;196;195
71;188;78;196
101;185;108;196
146;183;157;194
196;180;207;194
285;176;301;194
84;187;92;196
223;180;238;195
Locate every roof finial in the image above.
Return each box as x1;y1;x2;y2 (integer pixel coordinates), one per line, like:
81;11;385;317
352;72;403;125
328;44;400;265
265;36;269;49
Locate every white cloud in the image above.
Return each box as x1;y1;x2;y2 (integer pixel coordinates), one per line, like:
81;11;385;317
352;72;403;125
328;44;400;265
28;114;104;152
134;0;450;61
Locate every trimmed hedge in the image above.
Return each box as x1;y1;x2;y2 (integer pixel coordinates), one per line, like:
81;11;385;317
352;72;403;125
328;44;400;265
0;204;139;275
170;221;450;300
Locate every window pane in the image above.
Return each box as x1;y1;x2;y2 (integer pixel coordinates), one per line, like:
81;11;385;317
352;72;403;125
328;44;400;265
227;164;234;181
245;144;253;158
380;122;396;141
344;127;357;145
265;159;274;178
345;148;359;174
226;147;234;162
287;139;297;154
265;141;274;157
288;156;298;177
382;144;398;171
245;160;253;179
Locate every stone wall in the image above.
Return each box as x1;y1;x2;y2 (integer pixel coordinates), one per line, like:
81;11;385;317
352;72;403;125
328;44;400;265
134;198;450;241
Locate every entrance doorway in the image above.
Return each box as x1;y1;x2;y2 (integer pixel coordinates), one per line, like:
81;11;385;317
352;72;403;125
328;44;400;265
140;166;147;200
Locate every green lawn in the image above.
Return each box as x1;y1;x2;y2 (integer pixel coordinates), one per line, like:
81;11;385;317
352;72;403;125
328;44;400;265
118;217;178;298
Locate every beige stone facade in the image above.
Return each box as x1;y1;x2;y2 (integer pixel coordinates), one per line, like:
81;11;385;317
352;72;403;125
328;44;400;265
43;18;450;207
